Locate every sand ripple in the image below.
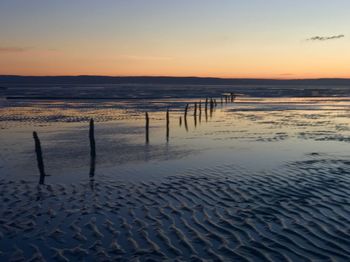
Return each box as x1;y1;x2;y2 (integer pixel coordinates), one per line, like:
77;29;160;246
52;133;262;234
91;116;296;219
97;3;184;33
1;158;350;261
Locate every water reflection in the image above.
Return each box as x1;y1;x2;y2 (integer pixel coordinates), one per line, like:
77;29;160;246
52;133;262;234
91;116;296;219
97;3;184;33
3;96;350;184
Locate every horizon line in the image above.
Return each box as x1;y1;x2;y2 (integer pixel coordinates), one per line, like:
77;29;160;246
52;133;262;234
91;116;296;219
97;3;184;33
1;75;350;81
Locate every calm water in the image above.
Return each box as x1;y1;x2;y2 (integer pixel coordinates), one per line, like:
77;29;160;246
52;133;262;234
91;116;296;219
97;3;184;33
1;96;350;183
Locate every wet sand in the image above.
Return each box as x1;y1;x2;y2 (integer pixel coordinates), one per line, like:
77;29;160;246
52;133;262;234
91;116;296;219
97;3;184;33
1;159;350;261
1;97;350;261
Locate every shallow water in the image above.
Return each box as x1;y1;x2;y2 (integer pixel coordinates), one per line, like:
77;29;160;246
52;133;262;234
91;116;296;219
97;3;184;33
1;97;350;261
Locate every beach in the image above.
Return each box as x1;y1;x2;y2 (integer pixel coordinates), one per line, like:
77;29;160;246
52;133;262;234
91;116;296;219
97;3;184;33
1;95;350;261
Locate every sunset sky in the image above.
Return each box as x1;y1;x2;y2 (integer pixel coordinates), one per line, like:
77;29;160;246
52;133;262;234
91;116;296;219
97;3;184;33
0;0;349;78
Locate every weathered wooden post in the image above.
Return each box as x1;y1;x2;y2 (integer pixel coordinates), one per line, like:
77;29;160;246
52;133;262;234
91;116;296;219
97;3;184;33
89;154;96;178
89;119;96;178
184;104;189;118
230;93;235;102
210;98;214;117
184;104;189;131
194;102;197;127
33;131;46;185
145;112;149;144
166;109;170;142
89;119;96;158
179;116;182;126
205;98;208;122
199;100;202;122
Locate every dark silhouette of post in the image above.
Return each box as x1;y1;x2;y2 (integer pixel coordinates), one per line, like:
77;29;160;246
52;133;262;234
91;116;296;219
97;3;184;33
89;154;96;178
166;109;169;142
194;102;197;127
145;112;149;144
210;98;214;117
205;98;208;121
230;93;235;102
232;93;236;102
199;100;202;122
33;131;46;185
179;116;182;126
89;119;96;158
184;104;189;118
204;99;208;122
89;119;96;178
184;104;189;131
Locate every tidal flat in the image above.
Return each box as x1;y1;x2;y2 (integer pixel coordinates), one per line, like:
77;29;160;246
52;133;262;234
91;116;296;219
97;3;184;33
1;96;350;261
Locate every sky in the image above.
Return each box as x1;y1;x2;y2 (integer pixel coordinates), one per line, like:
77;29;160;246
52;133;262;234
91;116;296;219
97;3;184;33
0;0;349;78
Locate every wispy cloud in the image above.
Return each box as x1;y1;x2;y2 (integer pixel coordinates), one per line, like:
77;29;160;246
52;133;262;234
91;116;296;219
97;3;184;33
0;46;31;53
307;34;345;41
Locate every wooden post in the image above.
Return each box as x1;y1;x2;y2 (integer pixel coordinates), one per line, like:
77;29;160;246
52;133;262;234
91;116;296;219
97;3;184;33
230;93;234;102
184;104;189;131
89;154;96;178
89;119;96;178
33;131;46;185
145;112;149;144
199;100;202;122
210;98;214;117
194;102;197;127
205;98;208;122
184;104;189;118
89;119;96;158
179;116;182;126
210;98;214;110
166;109;169;142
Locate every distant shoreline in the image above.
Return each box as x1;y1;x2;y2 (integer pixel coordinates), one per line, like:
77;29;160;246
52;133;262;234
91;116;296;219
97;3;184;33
1;75;350;86
6;96;168;100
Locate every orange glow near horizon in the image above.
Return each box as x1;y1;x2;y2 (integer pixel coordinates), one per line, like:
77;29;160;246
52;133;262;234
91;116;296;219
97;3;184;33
1;40;350;79
1;1;350;79
1;52;350;79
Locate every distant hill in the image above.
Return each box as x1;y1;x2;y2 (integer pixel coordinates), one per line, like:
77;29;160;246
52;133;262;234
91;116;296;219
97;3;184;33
1;75;350;86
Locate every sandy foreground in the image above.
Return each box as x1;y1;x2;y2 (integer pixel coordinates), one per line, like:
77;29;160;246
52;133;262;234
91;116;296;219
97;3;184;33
1;160;350;261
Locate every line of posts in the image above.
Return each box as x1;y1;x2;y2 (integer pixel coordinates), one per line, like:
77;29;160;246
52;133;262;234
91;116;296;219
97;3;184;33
33;93;236;184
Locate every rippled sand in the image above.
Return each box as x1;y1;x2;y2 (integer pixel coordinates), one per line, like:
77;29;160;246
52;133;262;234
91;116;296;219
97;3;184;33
1;157;350;261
